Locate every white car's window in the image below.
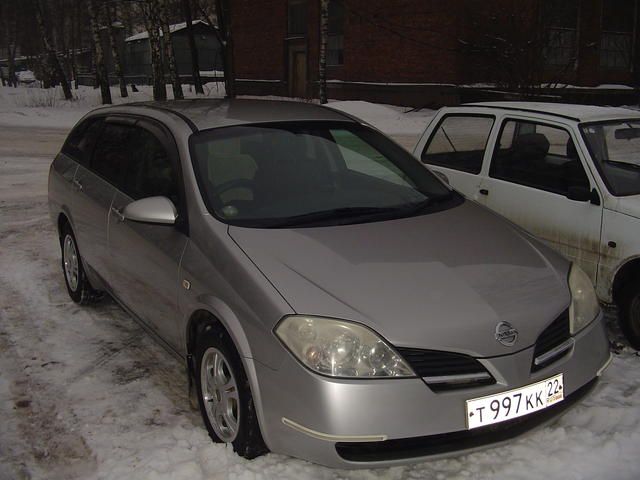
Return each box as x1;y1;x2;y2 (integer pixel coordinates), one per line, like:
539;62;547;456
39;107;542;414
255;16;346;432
421;115;495;174
490;119;590;196
581;120;640;196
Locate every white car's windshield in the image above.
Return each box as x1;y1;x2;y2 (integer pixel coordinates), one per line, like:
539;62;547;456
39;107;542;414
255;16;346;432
581;119;640;196
190;121;459;227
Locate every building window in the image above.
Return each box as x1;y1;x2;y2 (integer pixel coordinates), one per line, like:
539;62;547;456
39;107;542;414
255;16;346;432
327;0;345;66
601;0;636;69
543;1;579;66
288;0;308;36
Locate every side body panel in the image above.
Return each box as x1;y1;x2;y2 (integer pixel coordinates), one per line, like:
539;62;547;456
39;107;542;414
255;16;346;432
107;190;189;351
598;207;640;302
68;165;115;276
48;153;79;228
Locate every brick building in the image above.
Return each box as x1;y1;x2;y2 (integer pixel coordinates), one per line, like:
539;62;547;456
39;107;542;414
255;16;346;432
231;0;640;106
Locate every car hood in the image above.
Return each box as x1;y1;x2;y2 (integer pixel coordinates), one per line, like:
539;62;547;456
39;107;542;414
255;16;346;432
614;194;640;219
229;201;570;358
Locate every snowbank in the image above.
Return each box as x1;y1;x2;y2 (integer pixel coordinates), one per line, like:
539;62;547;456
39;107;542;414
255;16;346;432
0;85;434;138
0;83;226;129
328;100;435;135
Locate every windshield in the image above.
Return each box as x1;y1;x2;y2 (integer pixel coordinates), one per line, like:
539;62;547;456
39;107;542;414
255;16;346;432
190;121;459;227
581;119;640;196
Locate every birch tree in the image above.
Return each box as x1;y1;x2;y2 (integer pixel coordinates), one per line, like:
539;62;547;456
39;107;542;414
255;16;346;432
87;0;112;104
182;0;204;94
214;0;235;98
319;0;329;104
32;0;73;99
140;2;167;101
159;0;184;99
105;2;128;98
2;1;19;87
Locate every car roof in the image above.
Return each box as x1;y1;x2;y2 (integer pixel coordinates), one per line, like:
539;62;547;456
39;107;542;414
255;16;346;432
99;98;356;131
459;101;640;123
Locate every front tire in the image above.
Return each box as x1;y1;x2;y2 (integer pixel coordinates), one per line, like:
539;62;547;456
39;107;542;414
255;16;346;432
194;325;268;459
619;282;640;350
60;224;101;304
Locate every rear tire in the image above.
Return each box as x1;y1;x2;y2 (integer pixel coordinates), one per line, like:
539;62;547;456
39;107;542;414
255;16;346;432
619;282;640;350
194;324;268;459
60;223;102;304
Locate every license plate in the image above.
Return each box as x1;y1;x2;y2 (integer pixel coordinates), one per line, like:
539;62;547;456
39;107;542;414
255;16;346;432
466;374;564;429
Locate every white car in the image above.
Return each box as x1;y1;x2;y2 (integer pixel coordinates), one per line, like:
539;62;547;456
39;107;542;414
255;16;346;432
414;102;640;348
16;70;36;85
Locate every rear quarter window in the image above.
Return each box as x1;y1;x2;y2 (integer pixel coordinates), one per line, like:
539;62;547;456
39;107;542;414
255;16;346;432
62;118;104;165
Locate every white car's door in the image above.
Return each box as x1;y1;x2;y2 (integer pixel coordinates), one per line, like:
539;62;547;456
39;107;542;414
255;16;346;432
477;115;604;282
415;113;496;200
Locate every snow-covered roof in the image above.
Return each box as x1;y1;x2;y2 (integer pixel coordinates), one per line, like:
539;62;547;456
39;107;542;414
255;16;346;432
125;20;213;42
465;101;640;123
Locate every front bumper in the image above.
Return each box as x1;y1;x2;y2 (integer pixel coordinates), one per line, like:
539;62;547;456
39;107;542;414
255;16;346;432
252;313;610;468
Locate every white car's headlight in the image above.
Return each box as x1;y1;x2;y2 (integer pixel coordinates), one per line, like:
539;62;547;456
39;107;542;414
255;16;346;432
275;315;414;378
568;263;600;334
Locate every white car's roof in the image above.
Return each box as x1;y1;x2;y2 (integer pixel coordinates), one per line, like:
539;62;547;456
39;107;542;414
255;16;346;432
460;102;640;123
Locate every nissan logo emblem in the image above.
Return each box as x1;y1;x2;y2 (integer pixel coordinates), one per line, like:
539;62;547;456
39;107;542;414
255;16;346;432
495;321;518;347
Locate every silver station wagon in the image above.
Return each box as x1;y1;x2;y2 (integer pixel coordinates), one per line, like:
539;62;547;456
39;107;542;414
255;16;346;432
48;99;611;468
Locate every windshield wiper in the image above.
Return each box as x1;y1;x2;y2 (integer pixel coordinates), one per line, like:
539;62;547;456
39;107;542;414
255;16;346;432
604;159;640;170
266;206;400;228
265;193;455;228
404;192;453;213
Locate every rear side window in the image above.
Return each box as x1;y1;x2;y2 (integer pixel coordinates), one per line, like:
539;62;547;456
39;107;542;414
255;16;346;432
422;115;495;174
490;119;590;195
62;118;104;165
91;123;134;189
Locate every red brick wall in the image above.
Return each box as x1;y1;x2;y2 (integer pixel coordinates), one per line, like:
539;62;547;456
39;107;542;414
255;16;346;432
230;0;640;103
232;0;288;80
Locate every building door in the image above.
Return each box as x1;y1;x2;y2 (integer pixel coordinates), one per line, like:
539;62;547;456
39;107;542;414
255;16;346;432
289;46;307;98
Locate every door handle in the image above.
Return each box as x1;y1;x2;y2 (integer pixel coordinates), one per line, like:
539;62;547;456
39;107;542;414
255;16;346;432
111;206;125;222
72;178;83;191
479;189;489;196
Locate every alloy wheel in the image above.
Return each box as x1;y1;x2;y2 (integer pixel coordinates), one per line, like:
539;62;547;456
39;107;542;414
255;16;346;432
63;234;79;292
200;347;240;442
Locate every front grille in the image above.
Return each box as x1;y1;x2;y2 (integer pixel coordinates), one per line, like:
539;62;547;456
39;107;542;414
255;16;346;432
335;378;597;462
396;347;495;391
532;310;571;371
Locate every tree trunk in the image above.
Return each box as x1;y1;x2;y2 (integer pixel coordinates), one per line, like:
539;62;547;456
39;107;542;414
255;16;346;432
6;41;17;87
215;0;236;98
32;0;73;99
160;0;183;99
182;0;204;94
87;0;112;104
319;0;329;104
142;3;167;101
105;3;128;98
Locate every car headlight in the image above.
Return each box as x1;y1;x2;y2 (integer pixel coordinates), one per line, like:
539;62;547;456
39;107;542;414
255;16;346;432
275;315;415;378
568;263;600;334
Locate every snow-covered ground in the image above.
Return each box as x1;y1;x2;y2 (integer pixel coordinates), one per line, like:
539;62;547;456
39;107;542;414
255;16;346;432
0;86;639;480
0;84;434;142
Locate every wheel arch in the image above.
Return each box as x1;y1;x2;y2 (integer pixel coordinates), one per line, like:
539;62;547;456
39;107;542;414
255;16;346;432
612;256;640;304
56;208;75;243
184;303;273;449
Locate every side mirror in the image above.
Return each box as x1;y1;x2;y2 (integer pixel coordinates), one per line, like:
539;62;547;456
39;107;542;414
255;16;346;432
566;186;600;205
123;196;178;225
433;170;450;185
